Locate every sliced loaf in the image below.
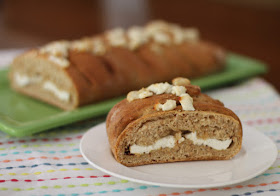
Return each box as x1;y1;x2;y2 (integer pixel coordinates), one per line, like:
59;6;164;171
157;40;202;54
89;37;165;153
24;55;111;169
106;77;242;166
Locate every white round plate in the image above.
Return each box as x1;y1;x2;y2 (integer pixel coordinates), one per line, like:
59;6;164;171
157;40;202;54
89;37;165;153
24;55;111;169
80;123;277;188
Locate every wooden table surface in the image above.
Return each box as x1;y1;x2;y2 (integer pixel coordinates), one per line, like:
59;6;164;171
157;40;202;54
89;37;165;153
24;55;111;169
1;0;279;91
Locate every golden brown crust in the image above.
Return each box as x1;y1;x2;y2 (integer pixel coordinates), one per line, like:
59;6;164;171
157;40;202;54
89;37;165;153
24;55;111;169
178;41;225;76
63;65;96;107
9;21;227;110
68;50;112;87
104;47;153;89
68;50;118;100
136;44;172;81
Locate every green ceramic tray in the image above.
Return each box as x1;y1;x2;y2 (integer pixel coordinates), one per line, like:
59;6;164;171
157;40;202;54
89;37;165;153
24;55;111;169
0;53;267;137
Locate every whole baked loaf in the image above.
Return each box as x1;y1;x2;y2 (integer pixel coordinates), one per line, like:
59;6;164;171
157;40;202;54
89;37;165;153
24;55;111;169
106;77;242;166
9;20;226;110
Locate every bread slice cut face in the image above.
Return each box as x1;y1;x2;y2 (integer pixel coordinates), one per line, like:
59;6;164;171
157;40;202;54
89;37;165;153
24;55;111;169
106;79;242;167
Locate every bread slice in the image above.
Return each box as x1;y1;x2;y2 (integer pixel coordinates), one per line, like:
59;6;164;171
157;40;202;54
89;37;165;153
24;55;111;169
106;78;242;166
9;50;98;110
9;20;226;110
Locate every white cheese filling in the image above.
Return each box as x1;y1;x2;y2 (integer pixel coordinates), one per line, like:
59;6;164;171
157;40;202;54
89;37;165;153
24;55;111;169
130;135;176;154
183;28;200;42
14;73;42;87
15;73;31;86
48;55;70;67
39;41;70;57
155;99;176;111
170;25;184;44
106;28;127;47
130;132;232;154
71;39;92;52
147;82;172;95
92;38;106;55
171;85;186;96
152;32;171;45
36;21;200;65
179;93;195;111
127;26;147;50
14;73;70;102
39;41;70;67
43;81;70;102
185;132;232;150
127;89;153;102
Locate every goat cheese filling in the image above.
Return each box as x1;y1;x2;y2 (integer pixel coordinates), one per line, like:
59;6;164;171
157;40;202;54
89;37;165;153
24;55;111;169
130;132;232;154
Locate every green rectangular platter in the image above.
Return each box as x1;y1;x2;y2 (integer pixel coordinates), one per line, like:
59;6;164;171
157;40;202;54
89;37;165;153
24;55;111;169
0;53;267;137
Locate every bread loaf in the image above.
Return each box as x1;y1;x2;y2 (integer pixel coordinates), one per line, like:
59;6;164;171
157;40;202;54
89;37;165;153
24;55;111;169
9;21;226;110
106;77;242;166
